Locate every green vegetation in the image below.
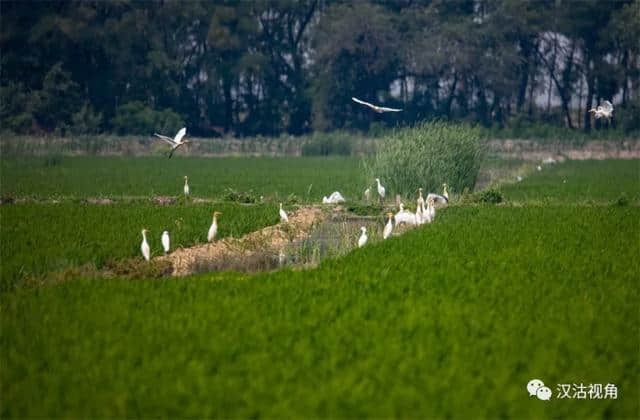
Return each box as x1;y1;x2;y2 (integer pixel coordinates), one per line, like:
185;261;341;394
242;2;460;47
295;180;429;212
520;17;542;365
0;202;278;291
500;159;640;204
0;156;364;202
367;122;486;197
1;157;638;417
2;206;638;418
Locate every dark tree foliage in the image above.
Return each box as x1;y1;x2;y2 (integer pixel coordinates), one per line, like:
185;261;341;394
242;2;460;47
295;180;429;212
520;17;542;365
1;0;638;136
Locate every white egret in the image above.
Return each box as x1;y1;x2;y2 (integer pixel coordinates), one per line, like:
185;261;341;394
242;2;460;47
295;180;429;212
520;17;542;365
322;191;346;204
426;192;448;205
537;165;542;171
208;211;221;242
415;201;426;225
588;100;613;121
278;249;286;266
395;203;417;226
153;127;190;158
352;97;402;113
443;183;449;201
516;175;523;182
364;187;371;203
358;226;368;248
383;213;394;239
183;176;190;196
417;188;425;209
140;229;150;261
279;203;289;223
161;230;170;254
375;178;386;205
427;197;436;222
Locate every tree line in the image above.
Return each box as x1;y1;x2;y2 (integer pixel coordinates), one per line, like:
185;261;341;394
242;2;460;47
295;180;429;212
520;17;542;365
1;0;638;137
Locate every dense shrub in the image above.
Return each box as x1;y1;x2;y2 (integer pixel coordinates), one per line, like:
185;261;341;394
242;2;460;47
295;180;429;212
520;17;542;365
366;122;486;197
111;101;184;135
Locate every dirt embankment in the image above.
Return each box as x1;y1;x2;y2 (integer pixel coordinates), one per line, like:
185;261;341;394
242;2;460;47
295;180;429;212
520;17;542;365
156;206;325;276
489;140;640;161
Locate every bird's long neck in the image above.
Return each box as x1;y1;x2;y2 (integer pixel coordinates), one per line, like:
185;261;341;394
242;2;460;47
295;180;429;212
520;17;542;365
142;231;147;241
184;178;188;186
212;215;217;224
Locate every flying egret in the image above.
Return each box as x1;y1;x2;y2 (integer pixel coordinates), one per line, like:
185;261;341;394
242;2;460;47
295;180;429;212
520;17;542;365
358;226;368;248
383;213;394;239
395;203;417;226
161;230;170;254
208;211;221;242
153;127;190;158
588;100;613;121
322;191;346;204
364;187;371;203
140;229;150;261
375;178;386;205
183;176;190;196
279;203;288;223
352;97;402;113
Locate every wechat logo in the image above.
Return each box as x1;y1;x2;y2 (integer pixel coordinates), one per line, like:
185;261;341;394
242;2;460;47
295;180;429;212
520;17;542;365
527;379;552;401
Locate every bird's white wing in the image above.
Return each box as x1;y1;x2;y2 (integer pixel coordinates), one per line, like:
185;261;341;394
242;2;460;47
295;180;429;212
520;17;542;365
352;97;376;109
427;193;448;204
601;100;613;113
378;106;402;112
154;133;176;145
174;127;187;143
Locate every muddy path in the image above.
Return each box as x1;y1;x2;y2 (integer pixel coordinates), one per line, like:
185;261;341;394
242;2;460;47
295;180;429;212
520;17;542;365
156;206;326;276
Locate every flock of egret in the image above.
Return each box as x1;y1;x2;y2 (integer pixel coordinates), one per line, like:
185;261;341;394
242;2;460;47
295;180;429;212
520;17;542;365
152;97;402;159
355;178;449;248
139;174;449;260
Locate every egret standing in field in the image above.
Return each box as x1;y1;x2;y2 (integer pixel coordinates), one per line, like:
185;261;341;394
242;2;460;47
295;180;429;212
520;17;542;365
208;211;221;242
395;203;417;226
415;201;425;225
161;230;170;254
153;127;190;158
375;178;386;205
279;203;289;223
364;186;371;203
427;197;436;222
417;188;425;209
443;183;449;201
358;226;368;248
352;97;402;113
183;176;190;197
140;229;150;261
383;212;394;239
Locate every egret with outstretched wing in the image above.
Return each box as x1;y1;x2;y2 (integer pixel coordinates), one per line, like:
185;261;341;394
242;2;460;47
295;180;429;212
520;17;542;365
352;97;402;113
153;127;190;158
